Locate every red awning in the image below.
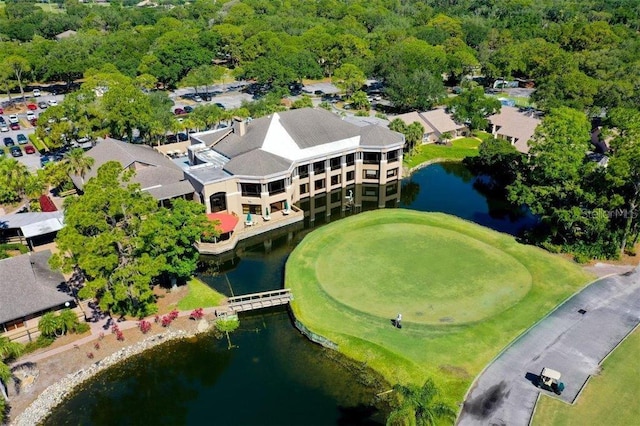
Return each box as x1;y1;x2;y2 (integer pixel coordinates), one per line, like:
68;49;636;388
207;213;239;234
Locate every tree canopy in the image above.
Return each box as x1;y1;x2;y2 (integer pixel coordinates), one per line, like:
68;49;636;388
50;162;216;317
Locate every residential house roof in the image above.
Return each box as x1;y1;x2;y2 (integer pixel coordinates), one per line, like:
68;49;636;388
488;106;541;153
0;211;64;239
55;30;77;40
393;109;465;136
0;250;73;324
74;138;194;200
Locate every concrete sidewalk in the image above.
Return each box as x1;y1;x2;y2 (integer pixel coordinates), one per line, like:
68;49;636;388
15;306;226;365
458;265;640;426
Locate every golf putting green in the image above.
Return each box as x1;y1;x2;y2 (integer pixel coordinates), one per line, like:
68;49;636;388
315;222;531;324
286;210;593;398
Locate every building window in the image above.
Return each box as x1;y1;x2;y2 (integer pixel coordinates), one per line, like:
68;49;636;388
330;191;341;203
268;179;286;195
209;192;227;213
346;171;355;182
386;182;398;196
241;183;261;197
363;152;380;164
346;153;355;166
330;174;341;186
363;169;379;179
387;150;399;163
300;183;309;194
313;160;326;174
315;194;327;207
298;164;309;178
386;168;398;178
314;179;325;190
330;156;341;170
242;204;262;215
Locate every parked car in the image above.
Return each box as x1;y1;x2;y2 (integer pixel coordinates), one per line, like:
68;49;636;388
24;145;36;154
183;106;193;113
10;123;20;131
26;111;36;121
27;103;38;110
10;146;22;157
29;118;38;127
0;116;4;123
3;137;15;147
48;99;58;106
40;155;52;166
0;107;3;114
8;114;19;124
17;134;27;144
174;108;185;115
33;89;41;97
0;123;7;132
193;95;203;102
38;101;48;109
177;132;188;142
214;102;226;110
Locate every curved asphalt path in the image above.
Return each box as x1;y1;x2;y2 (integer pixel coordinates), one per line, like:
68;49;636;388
458;265;640;426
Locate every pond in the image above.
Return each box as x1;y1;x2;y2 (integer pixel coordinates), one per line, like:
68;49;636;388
45;162;536;425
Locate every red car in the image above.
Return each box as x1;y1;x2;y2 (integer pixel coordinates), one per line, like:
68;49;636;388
174;108;185;115
29;118;37;127
24;145;36;154
10;123;20;130
27;103;38;110
0;107;3;114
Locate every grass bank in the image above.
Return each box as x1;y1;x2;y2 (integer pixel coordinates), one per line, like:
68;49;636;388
532;327;640;425
285;210;593;407
177;277;226;310
403;133;490;170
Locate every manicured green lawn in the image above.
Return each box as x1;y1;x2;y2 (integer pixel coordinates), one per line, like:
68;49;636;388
177;277;226;310
533;328;640;426
404;137;481;169
286;210;593;407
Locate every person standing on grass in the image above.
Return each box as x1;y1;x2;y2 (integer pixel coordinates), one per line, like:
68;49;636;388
396;313;402;328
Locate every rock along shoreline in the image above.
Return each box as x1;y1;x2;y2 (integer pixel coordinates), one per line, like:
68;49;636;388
11;325;210;426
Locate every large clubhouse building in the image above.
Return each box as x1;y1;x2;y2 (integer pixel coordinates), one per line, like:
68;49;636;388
183;108;405;218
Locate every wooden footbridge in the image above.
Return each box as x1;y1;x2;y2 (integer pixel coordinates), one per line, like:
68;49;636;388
226;289;293;313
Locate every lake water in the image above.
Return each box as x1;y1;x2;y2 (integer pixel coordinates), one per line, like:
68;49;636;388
45;163;536;425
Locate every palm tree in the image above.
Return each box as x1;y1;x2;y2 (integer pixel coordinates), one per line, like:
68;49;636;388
0;336;22;402
64;148;95;184
58;309;79;334
386;379;456;426
38;312;61;338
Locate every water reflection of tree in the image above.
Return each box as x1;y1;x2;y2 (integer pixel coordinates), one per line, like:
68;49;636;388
440;162;475;183
400;180;420;205
473;177;530;222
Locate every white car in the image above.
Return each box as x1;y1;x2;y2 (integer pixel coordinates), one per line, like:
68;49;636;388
8;114;19;124
48;99;58;107
0;123;8;132
33;89;41;97
26;111;36;121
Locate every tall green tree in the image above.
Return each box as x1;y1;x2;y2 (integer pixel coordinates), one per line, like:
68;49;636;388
385;69;445;111
51;162;162;317
447;86;501;130
332;63;365;96
387;379;456;426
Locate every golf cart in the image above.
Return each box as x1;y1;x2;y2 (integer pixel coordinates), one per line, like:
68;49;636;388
537;367;565;395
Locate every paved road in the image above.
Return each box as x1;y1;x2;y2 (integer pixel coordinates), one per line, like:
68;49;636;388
458;266;640;426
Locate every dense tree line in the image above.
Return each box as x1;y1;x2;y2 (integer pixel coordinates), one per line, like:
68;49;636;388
0;0;638;113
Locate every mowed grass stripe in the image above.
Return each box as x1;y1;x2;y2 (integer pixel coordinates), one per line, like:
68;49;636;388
286;210;593;405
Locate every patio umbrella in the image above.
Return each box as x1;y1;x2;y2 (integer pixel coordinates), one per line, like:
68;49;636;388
246;212;252;223
284;200;289;210
265;207;270;216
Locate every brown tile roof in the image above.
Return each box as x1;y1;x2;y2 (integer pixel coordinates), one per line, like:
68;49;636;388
488;106;541;153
